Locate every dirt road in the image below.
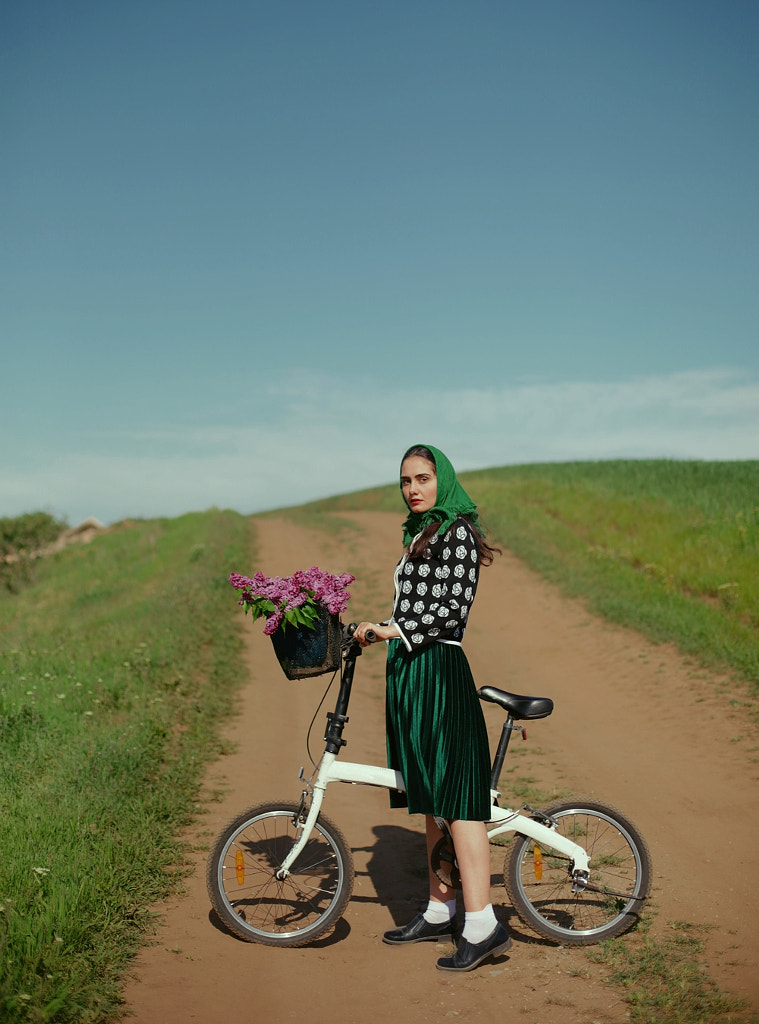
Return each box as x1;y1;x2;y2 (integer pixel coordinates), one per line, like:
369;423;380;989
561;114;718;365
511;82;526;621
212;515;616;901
123;512;759;1023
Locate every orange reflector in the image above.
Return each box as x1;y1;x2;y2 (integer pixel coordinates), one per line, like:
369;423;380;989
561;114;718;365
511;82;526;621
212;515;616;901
533;845;543;882
235;850;245;885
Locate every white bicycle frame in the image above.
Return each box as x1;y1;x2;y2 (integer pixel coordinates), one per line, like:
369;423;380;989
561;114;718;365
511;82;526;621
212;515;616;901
276;751;590;878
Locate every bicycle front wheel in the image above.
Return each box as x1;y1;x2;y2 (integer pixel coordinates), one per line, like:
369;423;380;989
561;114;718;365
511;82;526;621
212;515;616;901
206;800;354;947
504;799;652;945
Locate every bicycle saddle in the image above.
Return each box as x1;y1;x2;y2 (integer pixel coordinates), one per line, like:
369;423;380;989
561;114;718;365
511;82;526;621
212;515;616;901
478;686;554;720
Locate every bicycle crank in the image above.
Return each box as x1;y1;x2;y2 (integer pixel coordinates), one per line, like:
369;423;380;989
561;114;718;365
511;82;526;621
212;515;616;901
430;836;461;889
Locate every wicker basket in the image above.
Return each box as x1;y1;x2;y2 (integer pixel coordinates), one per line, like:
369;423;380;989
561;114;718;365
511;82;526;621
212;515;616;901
269;607;342;680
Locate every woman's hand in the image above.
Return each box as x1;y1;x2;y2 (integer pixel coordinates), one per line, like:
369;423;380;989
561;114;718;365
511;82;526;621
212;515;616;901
353;621;400;647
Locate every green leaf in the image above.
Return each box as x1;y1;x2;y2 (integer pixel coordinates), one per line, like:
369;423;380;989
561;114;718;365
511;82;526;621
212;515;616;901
243;596;277;623
282;601;320;630
300;604;320;626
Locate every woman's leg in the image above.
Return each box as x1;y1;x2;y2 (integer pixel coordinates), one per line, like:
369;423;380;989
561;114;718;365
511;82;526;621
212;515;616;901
426;815;453;904
434;818;511;969
449;819;491;912
426;817;491;912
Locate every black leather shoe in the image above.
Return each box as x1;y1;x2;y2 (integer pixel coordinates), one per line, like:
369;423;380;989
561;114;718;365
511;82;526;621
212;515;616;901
436;923;512;972
383;913;455;945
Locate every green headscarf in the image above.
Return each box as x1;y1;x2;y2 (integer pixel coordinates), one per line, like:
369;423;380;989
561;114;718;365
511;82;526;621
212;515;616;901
400;444;484;546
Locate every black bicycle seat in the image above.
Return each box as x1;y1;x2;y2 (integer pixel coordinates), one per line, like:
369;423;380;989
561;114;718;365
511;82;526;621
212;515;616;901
478;686;554;721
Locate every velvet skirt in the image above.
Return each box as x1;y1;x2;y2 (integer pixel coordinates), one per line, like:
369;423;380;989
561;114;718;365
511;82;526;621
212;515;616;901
385;639;491;821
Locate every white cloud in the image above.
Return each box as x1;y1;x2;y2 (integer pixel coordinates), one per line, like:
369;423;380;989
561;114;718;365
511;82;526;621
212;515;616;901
2;368;756;525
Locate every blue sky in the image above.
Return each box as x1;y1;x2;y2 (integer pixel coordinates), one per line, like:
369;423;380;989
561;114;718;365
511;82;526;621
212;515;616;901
2;0;757;525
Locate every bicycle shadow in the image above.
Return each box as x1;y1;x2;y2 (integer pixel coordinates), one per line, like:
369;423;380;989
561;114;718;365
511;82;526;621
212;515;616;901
208;907;352;947
206;823;553;950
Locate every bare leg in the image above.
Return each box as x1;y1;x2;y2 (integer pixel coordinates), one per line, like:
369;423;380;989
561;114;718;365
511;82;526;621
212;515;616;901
449;819;491;912
425;816;490;911
418;817;509;969
425;815;451;904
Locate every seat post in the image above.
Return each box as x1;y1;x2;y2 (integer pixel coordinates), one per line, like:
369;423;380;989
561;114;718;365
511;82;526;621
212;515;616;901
490;714;515;791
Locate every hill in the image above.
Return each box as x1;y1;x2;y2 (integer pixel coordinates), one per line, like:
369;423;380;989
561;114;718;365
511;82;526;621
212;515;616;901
302;459;759;687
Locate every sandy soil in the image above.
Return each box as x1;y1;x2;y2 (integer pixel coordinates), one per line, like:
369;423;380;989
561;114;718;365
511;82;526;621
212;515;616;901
123;512;759;1023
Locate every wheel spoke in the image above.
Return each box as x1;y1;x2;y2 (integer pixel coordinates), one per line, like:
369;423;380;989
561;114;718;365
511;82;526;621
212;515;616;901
504;800;651;945
207;803;354;946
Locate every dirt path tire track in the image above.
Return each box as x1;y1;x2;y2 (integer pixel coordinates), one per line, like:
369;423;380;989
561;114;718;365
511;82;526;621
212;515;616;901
123;512;759;1023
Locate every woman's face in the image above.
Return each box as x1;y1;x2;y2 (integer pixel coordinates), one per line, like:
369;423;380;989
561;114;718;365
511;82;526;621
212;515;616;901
401;456;437;513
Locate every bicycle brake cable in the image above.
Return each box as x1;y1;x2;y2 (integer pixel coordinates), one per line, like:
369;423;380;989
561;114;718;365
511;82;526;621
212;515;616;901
305;666;340;767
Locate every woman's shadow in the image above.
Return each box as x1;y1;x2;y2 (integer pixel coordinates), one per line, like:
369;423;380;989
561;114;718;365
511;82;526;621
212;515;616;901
354;823;429;923
358;823;544;948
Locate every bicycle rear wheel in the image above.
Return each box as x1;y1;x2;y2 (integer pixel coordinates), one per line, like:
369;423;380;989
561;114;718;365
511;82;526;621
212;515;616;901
206;800;354;947
504;799;652;945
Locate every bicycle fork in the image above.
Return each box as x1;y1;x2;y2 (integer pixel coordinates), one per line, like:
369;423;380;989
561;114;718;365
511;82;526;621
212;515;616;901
275;751;407;878
275;755;335;879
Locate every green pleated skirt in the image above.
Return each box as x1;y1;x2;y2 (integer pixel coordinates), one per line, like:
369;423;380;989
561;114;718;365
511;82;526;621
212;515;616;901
385;639;491;821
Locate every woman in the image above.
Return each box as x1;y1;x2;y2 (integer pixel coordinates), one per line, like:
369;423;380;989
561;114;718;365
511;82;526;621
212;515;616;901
354;444;512;973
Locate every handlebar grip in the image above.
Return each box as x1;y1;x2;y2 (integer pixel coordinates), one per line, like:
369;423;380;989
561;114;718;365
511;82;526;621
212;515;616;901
346;622;377;643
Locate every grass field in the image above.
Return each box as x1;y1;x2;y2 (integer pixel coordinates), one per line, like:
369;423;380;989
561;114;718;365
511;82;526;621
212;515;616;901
0;510;251;1023
1;458;757;1022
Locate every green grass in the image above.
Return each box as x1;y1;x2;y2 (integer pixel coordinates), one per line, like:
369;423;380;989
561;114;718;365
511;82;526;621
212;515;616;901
590;920;755;1023
308;459;759;688
0;509;252;1023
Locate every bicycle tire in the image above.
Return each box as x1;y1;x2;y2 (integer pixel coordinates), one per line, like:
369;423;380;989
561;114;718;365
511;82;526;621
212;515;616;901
504;799;652;945
206;800;355;947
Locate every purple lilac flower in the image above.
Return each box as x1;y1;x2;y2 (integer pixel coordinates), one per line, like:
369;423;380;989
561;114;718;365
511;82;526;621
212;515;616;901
228;566;355;633
263;610;284;635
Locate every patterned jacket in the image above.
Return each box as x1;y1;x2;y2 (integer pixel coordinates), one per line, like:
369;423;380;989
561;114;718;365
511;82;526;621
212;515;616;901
389;516;480;652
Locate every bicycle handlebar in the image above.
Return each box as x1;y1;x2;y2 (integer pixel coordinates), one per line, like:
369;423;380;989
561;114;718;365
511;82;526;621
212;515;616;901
345;623;377;644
